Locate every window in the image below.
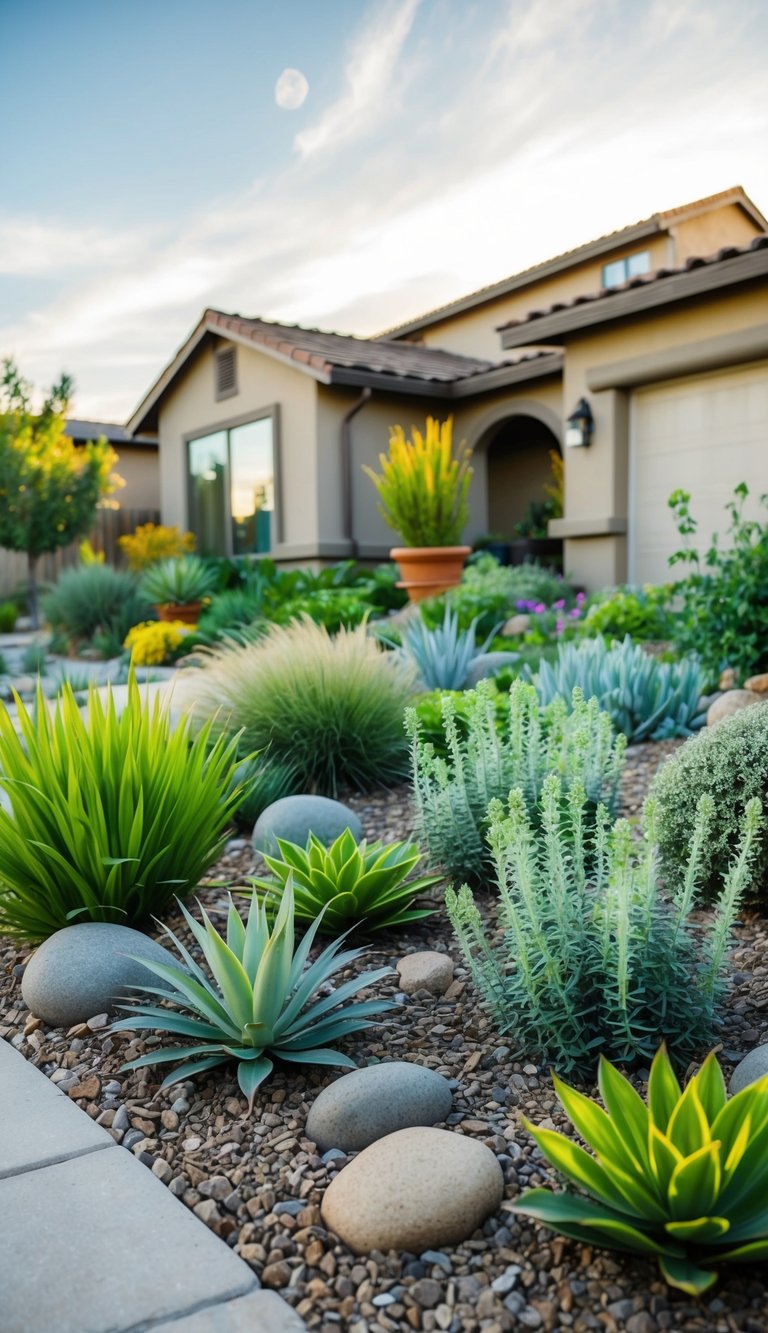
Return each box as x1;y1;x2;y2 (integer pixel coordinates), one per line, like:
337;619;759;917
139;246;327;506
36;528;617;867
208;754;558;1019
601;250;651;289
187;410;277;556
215;346;237;400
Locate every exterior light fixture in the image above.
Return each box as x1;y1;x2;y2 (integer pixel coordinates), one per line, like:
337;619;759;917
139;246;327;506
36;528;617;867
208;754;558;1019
565;398;594;448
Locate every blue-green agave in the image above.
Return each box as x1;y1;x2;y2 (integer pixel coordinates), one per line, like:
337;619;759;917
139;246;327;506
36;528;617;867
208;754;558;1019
112;882;394;1109
514;1045;768;1294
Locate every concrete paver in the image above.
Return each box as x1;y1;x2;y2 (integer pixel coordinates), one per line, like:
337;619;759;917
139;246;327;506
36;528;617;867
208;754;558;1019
0;1036;112;1178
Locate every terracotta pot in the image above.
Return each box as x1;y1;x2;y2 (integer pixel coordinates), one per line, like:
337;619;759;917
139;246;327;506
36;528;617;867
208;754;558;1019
390;546;471;604
154;601;203;625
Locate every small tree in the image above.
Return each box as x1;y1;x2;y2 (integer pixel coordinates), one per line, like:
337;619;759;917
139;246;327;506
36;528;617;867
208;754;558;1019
0;360;122;625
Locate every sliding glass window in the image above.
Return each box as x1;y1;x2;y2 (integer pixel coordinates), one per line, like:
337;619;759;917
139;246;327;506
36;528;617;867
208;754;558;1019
187;410;277;557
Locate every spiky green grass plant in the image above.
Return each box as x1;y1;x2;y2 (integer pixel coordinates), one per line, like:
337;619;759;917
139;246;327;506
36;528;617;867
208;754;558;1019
407;679;625;887
112;883;394;1109
514;1046;768;1295
0;674;242;941
447;780;762;1068
184;618;416;796
397;605;498;690
249;828;442;932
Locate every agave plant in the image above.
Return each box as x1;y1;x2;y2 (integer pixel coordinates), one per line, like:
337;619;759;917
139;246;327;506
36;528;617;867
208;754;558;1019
112;882;394;1109
139;556;219;606
530;635;706;742
514;1045;768;1294
397;605;500;690
249;828;442;932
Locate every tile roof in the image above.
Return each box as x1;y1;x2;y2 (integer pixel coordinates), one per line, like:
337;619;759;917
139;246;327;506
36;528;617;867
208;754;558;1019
378;187;767;340
205;310;506;384
497;235;768;337
67;419;157;447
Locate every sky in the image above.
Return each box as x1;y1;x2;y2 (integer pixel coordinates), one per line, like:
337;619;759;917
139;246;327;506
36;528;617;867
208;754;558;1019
1;0;767;421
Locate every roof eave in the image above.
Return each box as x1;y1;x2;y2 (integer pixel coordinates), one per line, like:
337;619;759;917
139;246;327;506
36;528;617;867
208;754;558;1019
500;248;768;349
327;352;563;398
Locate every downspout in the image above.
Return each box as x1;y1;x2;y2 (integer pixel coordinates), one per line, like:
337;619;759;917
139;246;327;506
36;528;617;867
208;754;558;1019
340;387;372;559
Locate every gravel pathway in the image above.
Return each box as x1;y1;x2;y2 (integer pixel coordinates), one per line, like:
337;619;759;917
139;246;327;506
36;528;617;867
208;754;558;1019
3;740;768;1333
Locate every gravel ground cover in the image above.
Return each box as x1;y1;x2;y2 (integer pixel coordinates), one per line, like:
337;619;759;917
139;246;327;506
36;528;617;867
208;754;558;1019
3;739;768;1333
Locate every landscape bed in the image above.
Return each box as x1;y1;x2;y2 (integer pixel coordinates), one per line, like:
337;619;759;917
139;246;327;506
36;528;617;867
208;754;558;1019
2;741;768;1333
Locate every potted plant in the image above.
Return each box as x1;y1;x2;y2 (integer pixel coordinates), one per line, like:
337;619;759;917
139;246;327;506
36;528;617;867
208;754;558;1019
363;415;473;603
472;531;510;565
139;556;219;624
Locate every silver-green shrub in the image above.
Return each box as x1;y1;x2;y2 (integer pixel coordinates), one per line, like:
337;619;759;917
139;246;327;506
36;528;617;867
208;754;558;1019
531;635;706;741
652;702;768;903
406;679;625;887
447;776;763;1070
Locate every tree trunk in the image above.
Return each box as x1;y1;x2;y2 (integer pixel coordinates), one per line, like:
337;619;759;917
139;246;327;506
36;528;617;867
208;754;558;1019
27;552;39;629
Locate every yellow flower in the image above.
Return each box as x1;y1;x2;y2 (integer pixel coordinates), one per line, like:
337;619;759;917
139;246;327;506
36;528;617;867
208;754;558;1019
124;620;191;666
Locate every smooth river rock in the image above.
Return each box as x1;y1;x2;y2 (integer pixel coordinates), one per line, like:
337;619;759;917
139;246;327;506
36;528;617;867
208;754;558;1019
22;922;176;1027
706;689;762;727
396;951;454;997
730;1043;768;1094
463;652;519;688
306;1062;453;1153
321;1126;504;1254
252;795;362;856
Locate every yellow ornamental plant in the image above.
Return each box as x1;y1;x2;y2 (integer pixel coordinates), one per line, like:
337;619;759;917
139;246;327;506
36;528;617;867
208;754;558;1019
124;620;191;666
118;522;196;571
363;416;472;548
514;1046;768;1295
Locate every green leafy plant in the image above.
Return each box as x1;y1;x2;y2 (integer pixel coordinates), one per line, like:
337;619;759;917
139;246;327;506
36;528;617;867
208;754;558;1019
0;674;242;941
0;360;121;625
581;585;674;642
41;563;151;648
0;600;17;633
424;554;574;637
249;828;442;932
363;415;472;547
447;780;762;1068
652;702;768;903
397;605;498;690
669;483;768;683
531;635;706;741
0;652;8;675
111;883;394;1109
20;642;48;675
139;556;219;607
185;618;416;796
407;680;625;887
229;753;303;830
513;1045;768;1295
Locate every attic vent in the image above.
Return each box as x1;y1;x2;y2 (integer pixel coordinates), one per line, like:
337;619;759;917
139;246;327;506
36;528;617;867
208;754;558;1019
215;346;237;400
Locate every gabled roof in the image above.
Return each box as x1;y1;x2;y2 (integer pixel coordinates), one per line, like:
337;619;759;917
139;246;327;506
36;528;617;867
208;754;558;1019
127;308;561;434
67;419;157;448
499;235;768;348
379;187;767;340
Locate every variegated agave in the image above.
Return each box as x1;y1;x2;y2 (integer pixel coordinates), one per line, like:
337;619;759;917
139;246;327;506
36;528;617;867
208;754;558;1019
514;1045;768;1294
112;882;393;1109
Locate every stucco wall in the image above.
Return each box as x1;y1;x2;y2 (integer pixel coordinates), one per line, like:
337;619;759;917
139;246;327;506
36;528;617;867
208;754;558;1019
112;445;160;510
671;206;762;264
157;339;319;554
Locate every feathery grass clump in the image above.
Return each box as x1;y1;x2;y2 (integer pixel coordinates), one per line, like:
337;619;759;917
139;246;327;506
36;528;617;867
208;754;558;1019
185;617;416;796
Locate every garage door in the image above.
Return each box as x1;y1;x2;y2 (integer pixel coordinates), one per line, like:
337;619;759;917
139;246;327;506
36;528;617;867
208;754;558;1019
629;361;768;584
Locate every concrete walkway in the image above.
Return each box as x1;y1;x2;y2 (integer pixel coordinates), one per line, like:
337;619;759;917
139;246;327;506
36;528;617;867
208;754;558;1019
0;1040;304;1333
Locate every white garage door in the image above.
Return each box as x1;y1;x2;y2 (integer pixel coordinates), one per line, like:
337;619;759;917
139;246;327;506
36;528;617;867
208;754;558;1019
629;360;768;584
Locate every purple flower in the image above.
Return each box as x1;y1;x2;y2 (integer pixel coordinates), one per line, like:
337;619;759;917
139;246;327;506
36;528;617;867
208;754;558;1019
576;591;586;605
553;598;566;611
533;602;546;614
555;619;565;634
569;608;581;619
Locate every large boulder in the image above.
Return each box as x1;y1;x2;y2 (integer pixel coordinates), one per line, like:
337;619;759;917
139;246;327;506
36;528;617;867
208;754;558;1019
730;1043;768;1094
744;673;768;694
464;652;519;688
21;922;176;1028
321;1126;504;1254
252;795;362;857
706;690;762;727
306;1062;453;1153
396;951;454;997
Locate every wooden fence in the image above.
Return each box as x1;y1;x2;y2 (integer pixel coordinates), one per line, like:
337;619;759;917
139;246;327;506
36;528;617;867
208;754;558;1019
0;507;161;599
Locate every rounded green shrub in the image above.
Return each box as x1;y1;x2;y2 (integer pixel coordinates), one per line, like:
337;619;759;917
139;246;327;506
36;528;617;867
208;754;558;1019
652;702;768;902
41;563;150;647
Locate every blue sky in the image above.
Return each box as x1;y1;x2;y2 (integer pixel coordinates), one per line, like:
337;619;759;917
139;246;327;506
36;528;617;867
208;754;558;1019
1;0;767;419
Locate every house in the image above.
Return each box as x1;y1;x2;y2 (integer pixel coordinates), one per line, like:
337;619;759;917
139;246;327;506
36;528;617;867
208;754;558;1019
126;186;768;589
66;420;159;512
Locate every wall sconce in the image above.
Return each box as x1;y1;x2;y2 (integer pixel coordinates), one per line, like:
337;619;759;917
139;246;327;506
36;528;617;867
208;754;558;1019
565;397;594;448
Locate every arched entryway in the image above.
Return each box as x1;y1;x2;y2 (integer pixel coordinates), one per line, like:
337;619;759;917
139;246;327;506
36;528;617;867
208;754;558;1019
485;414;562;534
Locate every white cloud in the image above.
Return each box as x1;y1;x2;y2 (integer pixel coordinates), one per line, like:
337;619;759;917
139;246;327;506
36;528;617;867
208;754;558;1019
275;68;309;110
294;0;421;157
0;215;146;276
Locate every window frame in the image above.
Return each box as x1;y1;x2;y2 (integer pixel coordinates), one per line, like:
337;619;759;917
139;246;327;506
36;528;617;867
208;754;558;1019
601;249;651;289
184;403;282;557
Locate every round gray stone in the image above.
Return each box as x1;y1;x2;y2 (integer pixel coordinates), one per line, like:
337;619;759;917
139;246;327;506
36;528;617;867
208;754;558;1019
306;1061;453;1153
464;652;519;688
730;1043;768;1094
22;922;177;1027
252;794;362;856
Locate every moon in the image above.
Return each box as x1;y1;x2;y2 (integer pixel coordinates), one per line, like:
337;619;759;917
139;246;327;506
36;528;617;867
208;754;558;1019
275;68;309;111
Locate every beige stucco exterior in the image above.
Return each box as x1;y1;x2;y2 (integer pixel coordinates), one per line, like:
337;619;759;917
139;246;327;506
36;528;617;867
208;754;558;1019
111;445;159;511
